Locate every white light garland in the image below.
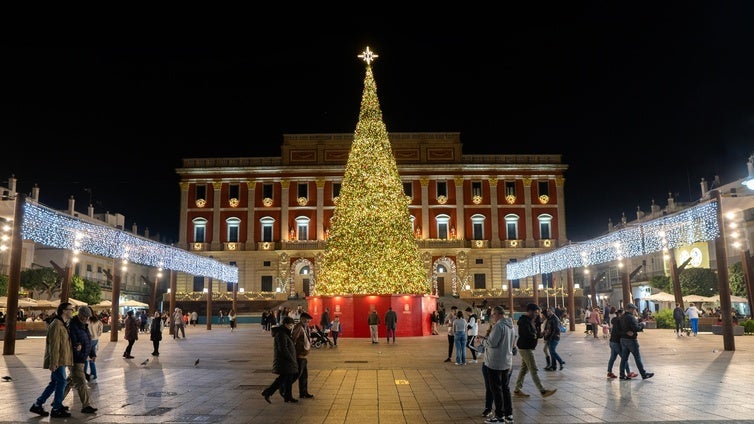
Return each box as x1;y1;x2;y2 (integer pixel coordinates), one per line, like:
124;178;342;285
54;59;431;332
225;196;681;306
21;201;238;283
507;201;720;280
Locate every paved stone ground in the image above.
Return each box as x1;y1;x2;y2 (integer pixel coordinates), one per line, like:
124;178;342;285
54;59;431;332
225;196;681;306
1;321;753;423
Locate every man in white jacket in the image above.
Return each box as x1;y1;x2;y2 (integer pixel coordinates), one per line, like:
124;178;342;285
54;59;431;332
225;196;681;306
480;306;516;424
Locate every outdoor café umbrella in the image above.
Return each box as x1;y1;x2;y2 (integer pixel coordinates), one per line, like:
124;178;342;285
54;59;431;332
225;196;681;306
709;294;749;303
121;299;149;308
0;296;39;308
683;294;716;303
91;299;112;310
644;291;676;302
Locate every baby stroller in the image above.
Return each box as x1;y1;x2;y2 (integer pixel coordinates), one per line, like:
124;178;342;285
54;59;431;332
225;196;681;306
310;324;334;349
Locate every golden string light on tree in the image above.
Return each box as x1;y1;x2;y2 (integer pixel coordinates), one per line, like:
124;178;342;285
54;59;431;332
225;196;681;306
315;47;428;295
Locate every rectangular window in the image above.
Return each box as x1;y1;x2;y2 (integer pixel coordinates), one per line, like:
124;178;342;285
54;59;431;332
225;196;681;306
229;261;237;267
509;258;520;289
297;182;308;199
97;266;102;274
263;261;271;267
196;184;207;200
475;258;484;265
226;282;234;292
261;276;273;292
506;223;517;240
332;183;341;199
505;181;516;197
297;222;308;241
474;273;486;289
262;225;273;242
228;225;239;242
473;222;484;240
229;184;240;200
438;222;448;239
194;226;206;243
86;264;92;272
262;183;273;199
538;181;549;197
542;273;553;289
403;182;413;197
193;276;204;292
437;181;447;197
472;181;482;197
540;221;551;239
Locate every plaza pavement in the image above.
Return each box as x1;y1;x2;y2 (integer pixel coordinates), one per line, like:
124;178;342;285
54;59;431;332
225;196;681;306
1;321;753;424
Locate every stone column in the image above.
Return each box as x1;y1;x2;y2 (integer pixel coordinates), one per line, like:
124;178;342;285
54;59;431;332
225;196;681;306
454;177;465;240
246;180;256;251
489;177;500;247
523;178;534;248
555;177;567;245
316;178;325;240
280;180;290;241
178;182;189;249
420;177;430;239
211;181;222;250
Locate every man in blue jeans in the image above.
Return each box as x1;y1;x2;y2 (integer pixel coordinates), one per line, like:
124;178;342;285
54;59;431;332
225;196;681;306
619;303;654;380
30;302;74;418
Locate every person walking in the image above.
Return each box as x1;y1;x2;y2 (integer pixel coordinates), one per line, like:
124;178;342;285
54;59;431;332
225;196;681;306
150;310;163;356
431;310;440;335
85;308;103;383
444;305;458;362
480;306;516;424
606;309;636;379
30;302;74;418
368;309;380;343
190;310;198;327
123;310;138;359
173;307;186;339
513;303;557;398
291;312;314;399
261;317;299;403
465;306;479;363
330;315;341;346
685;302;700;336
619;303;654;380
320;307;330;331
385;306;398;344
589;306;602;340
543;307;565;371
673;303;685;336
453;309;468;365
228;309;237;332
63;306;98;414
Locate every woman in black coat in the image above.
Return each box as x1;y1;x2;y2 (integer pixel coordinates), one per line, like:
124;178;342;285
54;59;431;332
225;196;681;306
150;311;163;356
261;316;299;403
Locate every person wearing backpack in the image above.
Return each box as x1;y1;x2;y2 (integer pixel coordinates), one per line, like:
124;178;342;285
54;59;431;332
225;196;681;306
606;309;636;379
673;303;685;337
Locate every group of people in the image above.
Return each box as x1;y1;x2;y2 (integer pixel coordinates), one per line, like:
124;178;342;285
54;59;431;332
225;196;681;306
261;312;316;403
367;306;398;344
30;303;99;418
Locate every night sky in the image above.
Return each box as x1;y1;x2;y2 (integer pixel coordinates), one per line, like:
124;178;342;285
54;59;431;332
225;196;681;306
3;5;754;243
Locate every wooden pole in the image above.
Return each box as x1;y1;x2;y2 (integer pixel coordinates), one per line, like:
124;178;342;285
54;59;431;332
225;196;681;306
109;259;122;342
169;270;176;336
3;194;24;355
712;190;735;351
567;268;576;332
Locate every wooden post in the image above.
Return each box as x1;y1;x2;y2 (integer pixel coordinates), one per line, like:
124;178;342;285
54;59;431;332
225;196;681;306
567;268;576;332
169;270;176;336
743;251;754;321
712;190;735;351
109;259;122;342
206;277;213;330
3;194;24;355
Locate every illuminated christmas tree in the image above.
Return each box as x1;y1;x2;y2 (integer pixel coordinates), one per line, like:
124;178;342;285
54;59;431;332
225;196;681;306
316;47;428;295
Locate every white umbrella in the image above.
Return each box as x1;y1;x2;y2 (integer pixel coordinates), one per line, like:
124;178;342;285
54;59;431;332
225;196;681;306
121;299;149;308
683;294;716;303
644;291;676;302
48;298;88;307
91;299;112;310
0;296;39;308
709;294;749;303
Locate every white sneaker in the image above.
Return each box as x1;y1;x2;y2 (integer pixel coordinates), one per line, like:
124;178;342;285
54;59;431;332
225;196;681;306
469;359;478;363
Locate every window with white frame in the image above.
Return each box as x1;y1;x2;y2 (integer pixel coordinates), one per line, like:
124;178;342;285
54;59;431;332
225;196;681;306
260;216;275;242
192;217;207;243
226;217;241;242
472;181;482;197
504;214;519;240
505;181;516;197
471;214;486;240
296;216;310;241
538;214;553;239
436;214;450;239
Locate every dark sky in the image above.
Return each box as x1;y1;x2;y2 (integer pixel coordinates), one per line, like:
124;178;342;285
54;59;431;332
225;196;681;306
3;4;754;243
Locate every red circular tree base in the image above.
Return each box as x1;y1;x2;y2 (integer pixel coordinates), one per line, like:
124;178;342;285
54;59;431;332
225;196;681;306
307;294;438;338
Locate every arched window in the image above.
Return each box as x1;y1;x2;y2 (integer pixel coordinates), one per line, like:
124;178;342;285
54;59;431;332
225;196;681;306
192;217;207;243
538;214;553;239
435;214;450;239
295;216;310;241
470;214;486;240
259;216;275;242
226;217;241;242
504;214;519;240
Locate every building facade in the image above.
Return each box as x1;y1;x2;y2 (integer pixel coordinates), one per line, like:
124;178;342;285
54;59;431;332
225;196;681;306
174;132;569;305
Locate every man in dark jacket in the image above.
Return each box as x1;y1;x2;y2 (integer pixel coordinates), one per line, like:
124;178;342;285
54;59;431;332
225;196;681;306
261;317;299;403
64;306;98;414
512;303;557;398
673;303;685;336
292;312;314;399
618;303;654;380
